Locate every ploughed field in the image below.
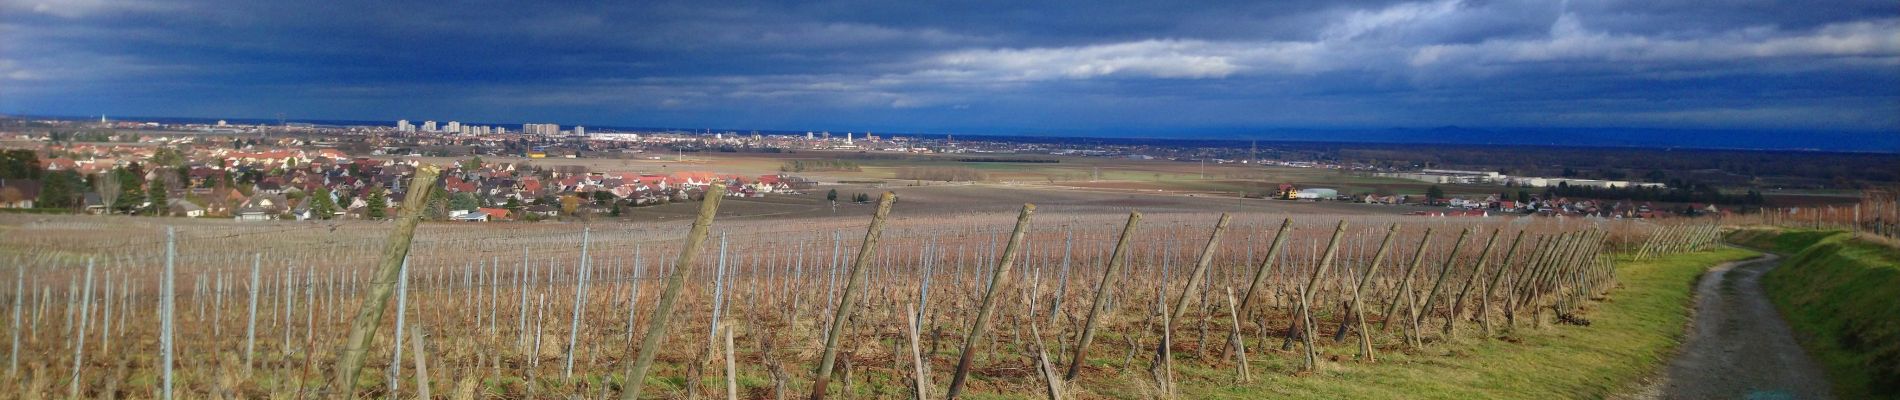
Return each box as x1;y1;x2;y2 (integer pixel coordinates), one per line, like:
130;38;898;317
0;208;1717;398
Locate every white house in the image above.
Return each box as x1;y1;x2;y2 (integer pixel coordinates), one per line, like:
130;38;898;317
166;198;205;218
1295;188;1338;200
451;210;490;222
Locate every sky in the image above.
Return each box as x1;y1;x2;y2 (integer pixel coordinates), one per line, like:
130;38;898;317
2;0;1898;139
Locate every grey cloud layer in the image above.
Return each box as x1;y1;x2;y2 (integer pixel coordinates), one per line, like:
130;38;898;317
1;0;1895;132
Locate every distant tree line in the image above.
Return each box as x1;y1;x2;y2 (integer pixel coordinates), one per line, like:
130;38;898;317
1543;181;1764;205
45;130;118;143
1334;145;1899;188
956;158;1059;163
781;159;862;172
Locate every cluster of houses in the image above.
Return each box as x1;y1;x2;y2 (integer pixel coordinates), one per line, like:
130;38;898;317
1;143;816;222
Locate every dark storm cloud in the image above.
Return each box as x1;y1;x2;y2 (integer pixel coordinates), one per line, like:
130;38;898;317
2;0;1896;134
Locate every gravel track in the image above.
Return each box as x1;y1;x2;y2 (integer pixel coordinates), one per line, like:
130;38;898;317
1640;253;1834;400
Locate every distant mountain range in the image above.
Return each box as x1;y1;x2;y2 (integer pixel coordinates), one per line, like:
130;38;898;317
1217;126;1900;153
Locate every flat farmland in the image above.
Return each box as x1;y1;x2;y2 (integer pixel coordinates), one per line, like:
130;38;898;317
390;150;1448;200
613;182;1419;224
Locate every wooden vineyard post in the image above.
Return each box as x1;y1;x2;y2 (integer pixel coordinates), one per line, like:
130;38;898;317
1154;297;1177;399
1445;228;1502;336
1380;228;1435;332
1415;228;1472;340
1030;322;1064;400
810;192;897;400
1169;213;1231;323
411;325;432;399
1480;230;1526;337
1066;211;1140;381
1151;214;1230;378
1350;224;1400;361
1237;218;1293;316
330;164;439;396
1165;213;1230;343
1505;235;1552;328
946;203;1036;399
1224;287;1250;381
906;303;932;400
621;182;726;400
724;325;738;400
1297;221;1348;372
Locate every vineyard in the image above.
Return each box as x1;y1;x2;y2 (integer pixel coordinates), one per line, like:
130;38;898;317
0;183;1727;399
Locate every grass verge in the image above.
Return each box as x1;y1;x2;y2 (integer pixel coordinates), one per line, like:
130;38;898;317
1087;248;1757;399
1732;228;1900;399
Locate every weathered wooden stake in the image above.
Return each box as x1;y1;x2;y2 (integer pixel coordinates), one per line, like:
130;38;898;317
1030;322;1064;400
1415;228;1472;337
1298;221;1348;371
810;192;896;400
412;325;432;399
330;164;439;395
725;325;738;400
621;182;725;400
1224;287;1249;382
946;203;1036;399
1446;228;1502;335
1065;211;1140;381
1349;224;1400;361
1237;219;1294;316
1381;228;1435;331
1481;230;1526;337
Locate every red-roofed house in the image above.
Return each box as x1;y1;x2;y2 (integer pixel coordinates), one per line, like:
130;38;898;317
477;207;512;221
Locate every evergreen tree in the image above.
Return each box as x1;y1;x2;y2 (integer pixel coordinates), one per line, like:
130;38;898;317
36;171;81;210
0;149;40;179
424;185;451;220
449;191;480;212
114;170;145;214
147;177;168;216
365;187;388;219
826;188;838;202
1426;185;1445;204
310;187;338;220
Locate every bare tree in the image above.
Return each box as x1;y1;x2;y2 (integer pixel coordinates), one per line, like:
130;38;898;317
96;174;121;211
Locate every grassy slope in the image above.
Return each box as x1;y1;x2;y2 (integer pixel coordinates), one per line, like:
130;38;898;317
1075;248;1755;400
1733;229;1900;399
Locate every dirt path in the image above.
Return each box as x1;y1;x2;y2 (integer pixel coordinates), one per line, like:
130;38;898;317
1643;253;1834;399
